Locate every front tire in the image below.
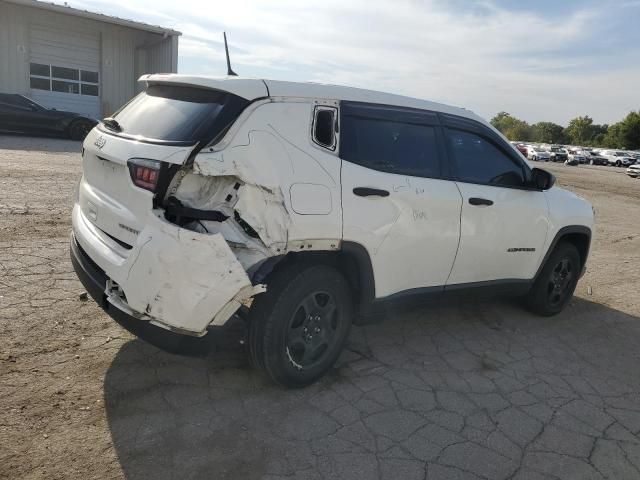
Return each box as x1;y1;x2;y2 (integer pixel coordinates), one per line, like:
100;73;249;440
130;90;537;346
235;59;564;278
248;263;353;388
526;242;581;316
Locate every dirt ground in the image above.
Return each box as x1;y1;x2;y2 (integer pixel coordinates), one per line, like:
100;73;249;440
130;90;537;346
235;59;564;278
1;134;640;480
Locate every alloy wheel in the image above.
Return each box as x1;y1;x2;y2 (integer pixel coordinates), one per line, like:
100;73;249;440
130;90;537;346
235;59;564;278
285;291;340;370
546;257;574;307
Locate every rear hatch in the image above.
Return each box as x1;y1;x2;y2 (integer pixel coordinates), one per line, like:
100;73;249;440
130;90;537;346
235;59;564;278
79;84;250;247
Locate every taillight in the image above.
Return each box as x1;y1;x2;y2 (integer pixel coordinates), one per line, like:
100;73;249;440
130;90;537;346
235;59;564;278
127;158;161;192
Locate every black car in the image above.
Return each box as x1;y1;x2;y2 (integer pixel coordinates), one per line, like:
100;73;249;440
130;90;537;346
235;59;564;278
0;93;97;140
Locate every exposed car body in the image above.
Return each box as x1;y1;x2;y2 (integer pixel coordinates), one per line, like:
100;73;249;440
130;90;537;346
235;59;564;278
70;75;594;386
0;93;97;140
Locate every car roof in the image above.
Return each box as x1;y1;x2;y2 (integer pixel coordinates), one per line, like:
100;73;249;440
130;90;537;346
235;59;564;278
139;74;486;125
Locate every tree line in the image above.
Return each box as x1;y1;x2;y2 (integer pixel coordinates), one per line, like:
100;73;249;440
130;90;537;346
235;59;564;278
490;111;640;150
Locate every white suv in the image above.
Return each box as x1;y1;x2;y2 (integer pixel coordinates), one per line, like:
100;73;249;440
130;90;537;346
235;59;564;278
599;150;636;167
71;75;594;387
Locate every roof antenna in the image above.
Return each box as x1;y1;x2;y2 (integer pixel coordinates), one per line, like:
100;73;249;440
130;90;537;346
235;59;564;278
223;32;238;76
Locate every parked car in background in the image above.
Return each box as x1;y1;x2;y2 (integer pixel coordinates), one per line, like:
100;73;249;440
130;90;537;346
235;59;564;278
510;141;528;157
586;151;608;165
526;146;551;161
599;150;636;167
626;164;640;178
548;146;568;162
0;93;97;140
567;149;588;164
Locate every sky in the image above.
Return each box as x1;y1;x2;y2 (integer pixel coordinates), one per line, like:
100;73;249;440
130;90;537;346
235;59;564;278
69;0;640;126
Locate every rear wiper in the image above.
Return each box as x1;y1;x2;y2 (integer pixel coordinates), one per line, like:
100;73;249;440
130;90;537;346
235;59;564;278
101;117;122;133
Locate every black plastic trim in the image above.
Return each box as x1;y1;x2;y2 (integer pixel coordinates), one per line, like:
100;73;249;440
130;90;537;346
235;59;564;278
248;255;285;284
340;241;377;313
533;225;592;280
70;234;107;308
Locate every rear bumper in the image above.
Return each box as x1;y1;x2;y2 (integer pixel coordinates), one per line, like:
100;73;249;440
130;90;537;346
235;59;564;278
70;234;173;338
71;235;228;352
71;204;262;335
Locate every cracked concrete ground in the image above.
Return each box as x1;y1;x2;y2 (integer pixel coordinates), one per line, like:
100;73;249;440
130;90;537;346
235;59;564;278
1;134;640;480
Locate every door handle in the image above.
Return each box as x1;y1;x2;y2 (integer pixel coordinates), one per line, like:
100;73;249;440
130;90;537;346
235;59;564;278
353;187;390;197
468;197;494;206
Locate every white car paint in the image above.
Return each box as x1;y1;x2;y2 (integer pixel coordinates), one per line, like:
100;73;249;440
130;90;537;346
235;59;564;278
341;162;462;296
526;146;551;161
627;164;640;178
599;150;636;167
446;183;549;284
73;75;594;336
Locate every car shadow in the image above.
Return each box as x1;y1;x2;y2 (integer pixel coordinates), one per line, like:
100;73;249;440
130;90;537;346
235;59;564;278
104;297;640;480
0;133;82;153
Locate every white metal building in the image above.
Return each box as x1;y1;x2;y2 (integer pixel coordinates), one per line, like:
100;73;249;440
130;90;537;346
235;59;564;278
0;0;180;119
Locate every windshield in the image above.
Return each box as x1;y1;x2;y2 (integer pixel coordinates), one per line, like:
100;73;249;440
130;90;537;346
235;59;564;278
108;85;249;145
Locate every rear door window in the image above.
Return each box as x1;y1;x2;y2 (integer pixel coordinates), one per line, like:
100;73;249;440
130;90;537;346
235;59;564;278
340;103;443;178
109;85;249;145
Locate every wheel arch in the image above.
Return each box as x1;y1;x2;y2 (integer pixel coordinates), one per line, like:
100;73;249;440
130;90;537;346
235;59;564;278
535;225;591;281
66;117;94;139
248;241;377;318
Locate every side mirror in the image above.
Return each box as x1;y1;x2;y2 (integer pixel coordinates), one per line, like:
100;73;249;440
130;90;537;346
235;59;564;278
530;167;555;190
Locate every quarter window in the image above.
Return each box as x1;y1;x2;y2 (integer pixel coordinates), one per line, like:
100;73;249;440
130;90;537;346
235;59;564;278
447;129;525;187
312;107;336;150
29;62;99;97
341;115;441;177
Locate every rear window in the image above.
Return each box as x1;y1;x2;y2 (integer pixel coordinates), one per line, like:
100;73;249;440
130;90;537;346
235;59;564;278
110;85;249;144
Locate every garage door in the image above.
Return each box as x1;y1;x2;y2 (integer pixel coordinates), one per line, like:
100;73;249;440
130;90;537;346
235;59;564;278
28;25;101;119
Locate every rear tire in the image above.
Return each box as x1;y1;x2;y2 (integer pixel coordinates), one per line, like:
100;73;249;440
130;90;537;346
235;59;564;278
526;242;581;316
247;263;353;388
68;120;93;141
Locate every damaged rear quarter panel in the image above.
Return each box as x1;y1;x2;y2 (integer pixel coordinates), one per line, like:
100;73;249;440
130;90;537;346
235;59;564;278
191;101;343;249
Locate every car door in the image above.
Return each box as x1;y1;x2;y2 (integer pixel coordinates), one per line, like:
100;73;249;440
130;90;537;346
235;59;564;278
18;97;60;134
0;95;34;133
340;102;463;298
441;116;549;285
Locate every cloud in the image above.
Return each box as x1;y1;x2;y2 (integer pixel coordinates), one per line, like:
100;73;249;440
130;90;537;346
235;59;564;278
71;0;639;124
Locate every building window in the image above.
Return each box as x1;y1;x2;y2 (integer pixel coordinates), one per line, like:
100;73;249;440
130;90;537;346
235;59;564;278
29;62;99;97
30;63;50;77
29;76;50;91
